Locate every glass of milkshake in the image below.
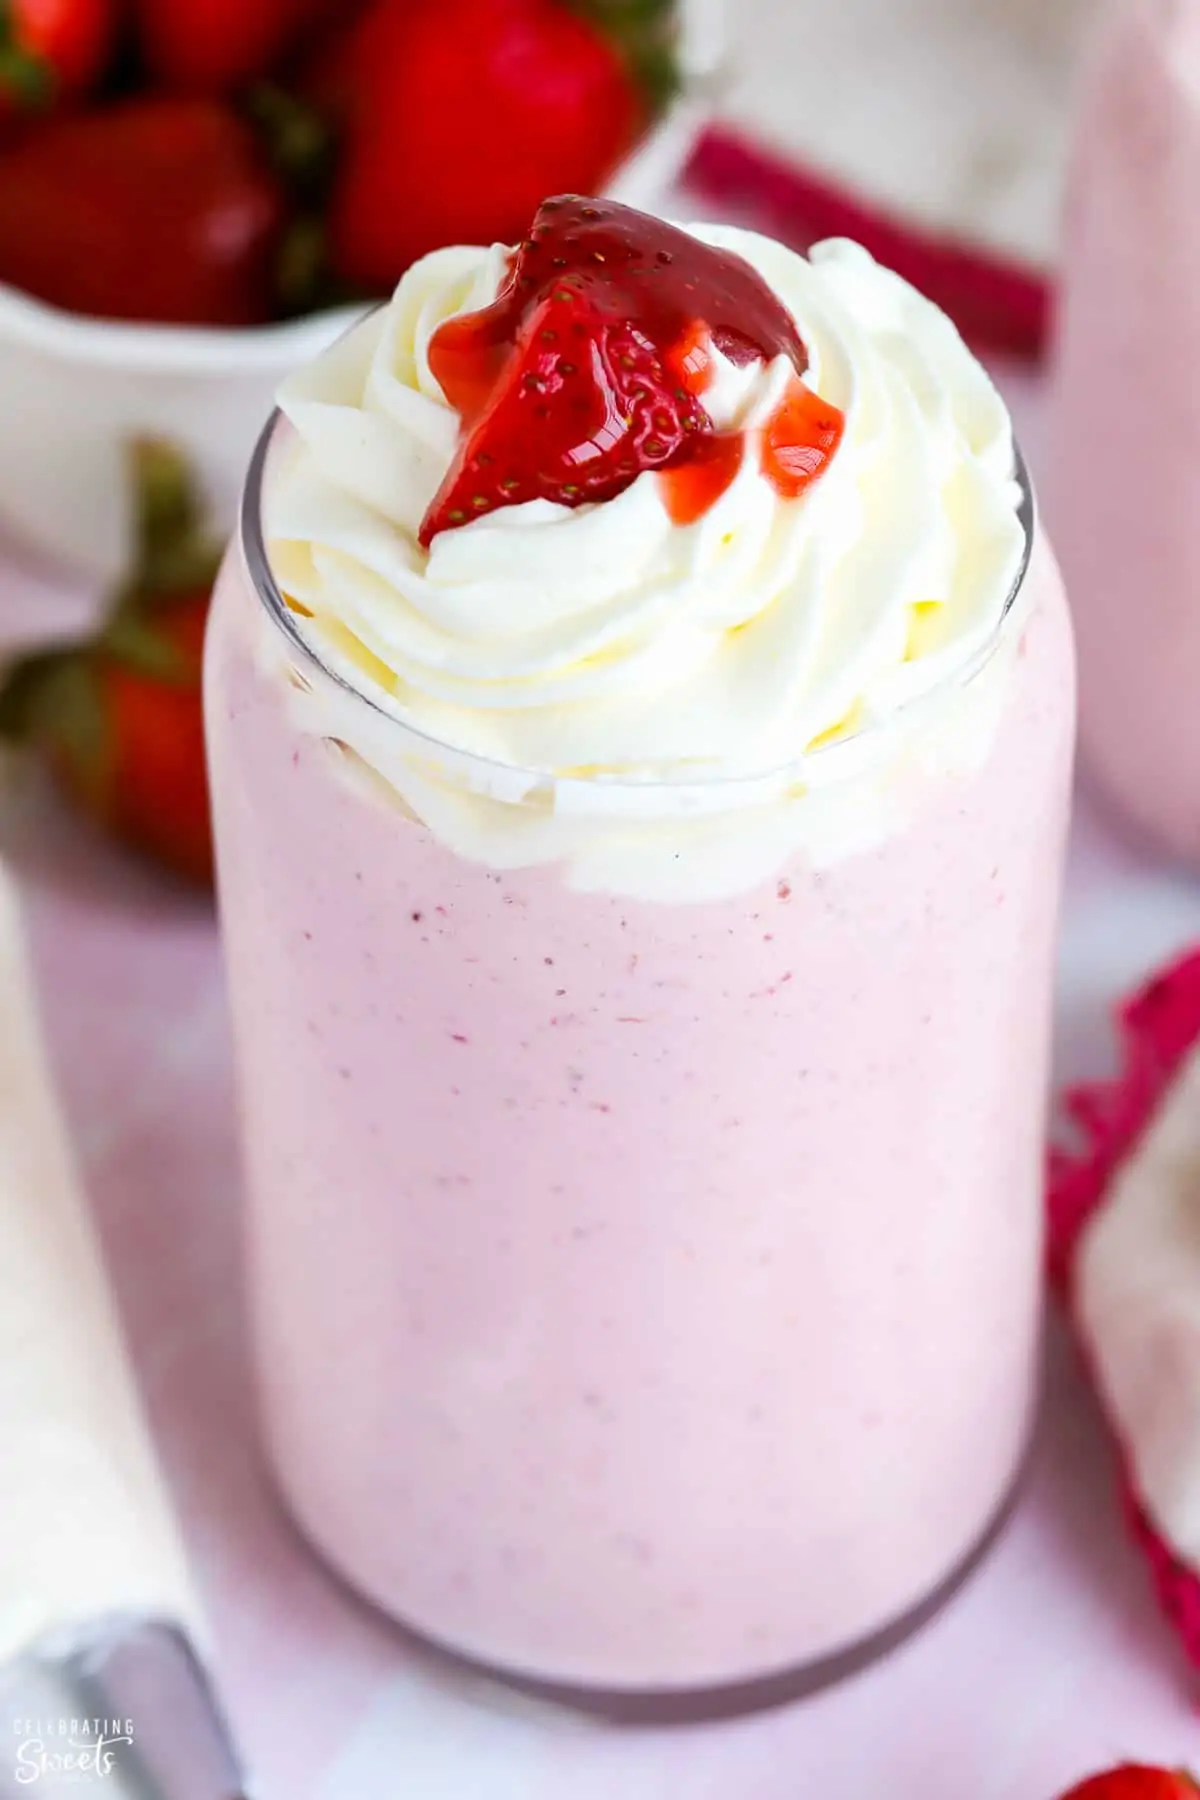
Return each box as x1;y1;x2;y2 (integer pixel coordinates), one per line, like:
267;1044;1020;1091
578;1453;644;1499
206;196;1075;1715
1050;0;1200;860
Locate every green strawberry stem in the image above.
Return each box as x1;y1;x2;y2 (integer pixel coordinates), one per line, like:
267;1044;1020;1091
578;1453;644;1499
568;0;680;113
0;438;218;799
99;613;196;684
242;82;335;199
276;215;328;318
0;647;72;742
240;85;339;317
0;646;108;808
115;438;222;618
133;438;199;557
0;39;52;110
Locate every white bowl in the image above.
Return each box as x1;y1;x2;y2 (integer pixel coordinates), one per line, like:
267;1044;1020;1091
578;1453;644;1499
0;292;364;583
0;0;724;587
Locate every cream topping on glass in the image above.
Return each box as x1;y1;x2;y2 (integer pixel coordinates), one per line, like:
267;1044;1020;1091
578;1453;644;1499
259;225;1028;899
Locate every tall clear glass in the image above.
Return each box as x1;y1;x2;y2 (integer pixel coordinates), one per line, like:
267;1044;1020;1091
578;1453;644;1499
206;419;1075;1717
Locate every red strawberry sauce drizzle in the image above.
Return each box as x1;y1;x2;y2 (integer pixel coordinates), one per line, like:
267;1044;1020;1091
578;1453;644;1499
660;433;748;527
419;195;846;546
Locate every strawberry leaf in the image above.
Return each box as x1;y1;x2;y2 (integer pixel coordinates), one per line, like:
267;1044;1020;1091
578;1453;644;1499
0;36;53;111
99;614;192;684
112;437;222;617
567;0;681;112
242;82;335;200
276;215;328;318
0;648;109;810
0;648;72;742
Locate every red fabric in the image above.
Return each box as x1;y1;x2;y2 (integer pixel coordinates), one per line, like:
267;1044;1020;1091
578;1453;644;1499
1046;948;1200;1671
686;126;1053;361
1048;950;1200;1295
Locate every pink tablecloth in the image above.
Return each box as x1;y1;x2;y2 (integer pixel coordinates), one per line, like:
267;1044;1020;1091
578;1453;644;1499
4;378;1200;1800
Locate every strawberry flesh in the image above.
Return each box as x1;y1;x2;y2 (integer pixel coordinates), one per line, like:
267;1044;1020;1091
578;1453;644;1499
420;195;813;546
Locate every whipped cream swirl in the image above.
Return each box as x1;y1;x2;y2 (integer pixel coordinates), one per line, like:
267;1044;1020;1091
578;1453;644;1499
263;227;1027;900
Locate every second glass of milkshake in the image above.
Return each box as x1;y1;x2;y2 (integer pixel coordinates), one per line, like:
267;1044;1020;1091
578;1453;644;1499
1051;0;1200;860
206;196;1075;1714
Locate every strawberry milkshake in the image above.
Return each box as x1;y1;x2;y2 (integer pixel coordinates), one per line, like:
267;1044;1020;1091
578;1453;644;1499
206;198;1075;1709
1050;0;1200;860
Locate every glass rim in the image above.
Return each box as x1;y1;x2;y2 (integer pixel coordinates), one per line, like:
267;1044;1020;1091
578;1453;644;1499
239;408;1036;799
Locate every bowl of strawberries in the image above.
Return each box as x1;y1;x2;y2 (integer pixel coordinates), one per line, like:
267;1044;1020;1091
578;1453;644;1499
0;0;722;583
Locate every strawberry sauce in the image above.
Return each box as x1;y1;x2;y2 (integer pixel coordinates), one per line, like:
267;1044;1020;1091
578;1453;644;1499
763;379;847;501
421;195;845;544
660;433;746;527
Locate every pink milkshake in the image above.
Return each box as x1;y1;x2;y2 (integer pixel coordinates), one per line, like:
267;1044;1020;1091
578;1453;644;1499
1050;0;1200;860
206;199;1075;1710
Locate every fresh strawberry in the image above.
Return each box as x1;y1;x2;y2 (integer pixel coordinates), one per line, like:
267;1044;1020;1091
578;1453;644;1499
0;442;220;887
135;0;341;93
0;97;287;326
50;589;214;886
323;0;647;293
420;194;834;545
0;0;114;123
1060;1769;1199;1799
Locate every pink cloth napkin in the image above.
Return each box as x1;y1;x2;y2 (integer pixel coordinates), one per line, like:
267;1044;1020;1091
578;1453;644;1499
1049;948;1200;1669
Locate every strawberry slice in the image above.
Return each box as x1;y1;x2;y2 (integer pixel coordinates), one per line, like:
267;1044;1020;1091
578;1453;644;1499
422;284;711;538
420;194;818;546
